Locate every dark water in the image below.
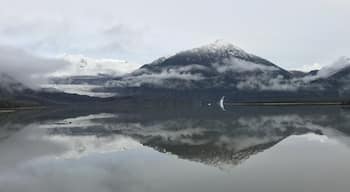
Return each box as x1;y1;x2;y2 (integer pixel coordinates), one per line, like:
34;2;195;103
1;105;350;192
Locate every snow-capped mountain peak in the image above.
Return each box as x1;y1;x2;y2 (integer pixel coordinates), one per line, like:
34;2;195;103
200;39;245;52
178;40;249;59
107;41;292;91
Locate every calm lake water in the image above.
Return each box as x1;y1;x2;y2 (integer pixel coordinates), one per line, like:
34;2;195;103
1;105;350;192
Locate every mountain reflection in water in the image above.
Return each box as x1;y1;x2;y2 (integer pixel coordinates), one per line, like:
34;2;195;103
1;105;350;192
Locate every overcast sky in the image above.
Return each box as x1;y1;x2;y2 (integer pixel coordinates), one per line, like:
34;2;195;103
0;0;349;71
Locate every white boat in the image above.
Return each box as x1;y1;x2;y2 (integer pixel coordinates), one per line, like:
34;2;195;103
219;96;226;111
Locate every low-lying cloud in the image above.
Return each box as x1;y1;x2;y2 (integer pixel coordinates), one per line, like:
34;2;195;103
106;65;205;89
212;58;279;73
237;75;299;91
315;56;350;79
0;46;70;88
0;47;141;90
106;59;298;91
51;54;140;77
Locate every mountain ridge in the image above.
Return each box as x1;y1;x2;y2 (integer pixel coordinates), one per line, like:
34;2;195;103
3;41;350;104
107;41;293;92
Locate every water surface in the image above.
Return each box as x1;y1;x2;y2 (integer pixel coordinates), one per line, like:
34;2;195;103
1;106;350;192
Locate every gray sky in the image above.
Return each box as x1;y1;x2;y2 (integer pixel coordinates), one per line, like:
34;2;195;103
0;0;349;71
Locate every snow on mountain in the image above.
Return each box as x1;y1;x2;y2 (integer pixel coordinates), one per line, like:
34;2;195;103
181;39;248;58
299;57;350;84
107;40;293;90
42;54;140;97
49;54;139;77
316;57;350;79
145;40;248;64
295;63;323;73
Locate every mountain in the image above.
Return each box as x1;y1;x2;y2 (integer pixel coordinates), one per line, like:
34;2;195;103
313;57;350;79
106;40;292;91
301;57;350;98
0;73;115;108
0;73;28;97
289;70;308;78
99;41;341;102
42;54;140;97
0;73;37;108
3;41;349;105
319;57;350;90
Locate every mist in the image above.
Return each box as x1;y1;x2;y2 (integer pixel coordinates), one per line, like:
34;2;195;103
0;46;70;88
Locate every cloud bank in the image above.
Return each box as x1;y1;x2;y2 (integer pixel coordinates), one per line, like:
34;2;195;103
0;46;69;88
0;46;142;90
106;57;298;91
1;0;350;69
212;58;279;73
51;54;140;77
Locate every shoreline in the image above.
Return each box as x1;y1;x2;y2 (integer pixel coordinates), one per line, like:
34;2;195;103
0;109;16;113
0;106;46;113
0;102;349;112
223;102;344;106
